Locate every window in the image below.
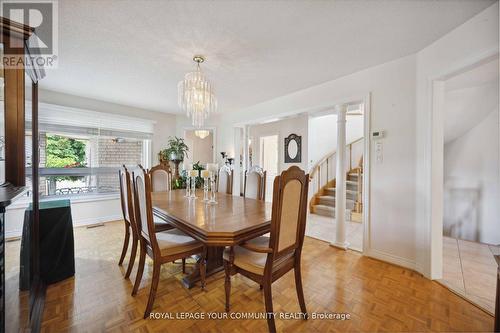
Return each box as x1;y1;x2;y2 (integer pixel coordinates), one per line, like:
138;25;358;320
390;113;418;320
26;102;154;198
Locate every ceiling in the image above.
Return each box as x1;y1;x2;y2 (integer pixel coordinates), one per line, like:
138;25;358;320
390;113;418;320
444;57;499;143
38;0;495;114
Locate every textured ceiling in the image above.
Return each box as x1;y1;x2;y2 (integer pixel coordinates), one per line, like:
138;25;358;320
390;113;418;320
39;0;495;114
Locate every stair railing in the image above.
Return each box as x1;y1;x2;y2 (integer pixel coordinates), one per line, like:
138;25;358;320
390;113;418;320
308;137;364;210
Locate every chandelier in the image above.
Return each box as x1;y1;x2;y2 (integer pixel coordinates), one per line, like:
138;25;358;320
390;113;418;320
178;55;217;128
195;130;210;139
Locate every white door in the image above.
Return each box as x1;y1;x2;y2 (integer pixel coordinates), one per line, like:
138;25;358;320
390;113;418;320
259;135;278;202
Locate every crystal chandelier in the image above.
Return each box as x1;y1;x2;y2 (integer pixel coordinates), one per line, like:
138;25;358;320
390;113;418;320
178;55;217;128
195;130;210;139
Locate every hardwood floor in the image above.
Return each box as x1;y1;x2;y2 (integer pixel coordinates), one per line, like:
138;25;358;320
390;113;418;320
440;236;499;314
6;221;494;332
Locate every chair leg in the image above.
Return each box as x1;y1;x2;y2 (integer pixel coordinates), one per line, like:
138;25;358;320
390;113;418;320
124;234;138;279
132;245;146;296
263;282;276;333
144;260;161;319
182;258;186;274
223;259;231;312
118;225;130;266
294;261;308;319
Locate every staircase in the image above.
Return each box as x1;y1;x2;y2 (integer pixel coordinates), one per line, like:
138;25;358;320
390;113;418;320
309;138;363;222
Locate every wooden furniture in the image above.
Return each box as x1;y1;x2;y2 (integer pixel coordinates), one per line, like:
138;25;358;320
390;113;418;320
118;166;174;279
131;166;206;318
151;189;272;288
244;165;266;201
1;17;45;333
217;164;233;194
224;166;309;333
150;163;172;191
495;255;499;332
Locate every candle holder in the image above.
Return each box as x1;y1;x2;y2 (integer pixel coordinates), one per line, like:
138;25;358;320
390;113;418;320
208;171;217;204
203;177;209;201
190;176;197;199
184;175;191;197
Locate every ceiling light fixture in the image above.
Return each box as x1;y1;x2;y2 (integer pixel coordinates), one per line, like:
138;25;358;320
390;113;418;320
178;55;217;128
195;130;210;139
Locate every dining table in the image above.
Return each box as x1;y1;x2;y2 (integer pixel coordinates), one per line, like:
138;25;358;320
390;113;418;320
152;189;272;288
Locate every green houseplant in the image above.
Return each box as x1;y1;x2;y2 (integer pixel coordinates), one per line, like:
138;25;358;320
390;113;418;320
161;136;189;162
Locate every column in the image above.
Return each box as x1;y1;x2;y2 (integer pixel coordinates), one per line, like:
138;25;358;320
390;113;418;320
333;104;349;249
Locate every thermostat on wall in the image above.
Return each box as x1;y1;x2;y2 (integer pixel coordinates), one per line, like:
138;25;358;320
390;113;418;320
371;130;385;139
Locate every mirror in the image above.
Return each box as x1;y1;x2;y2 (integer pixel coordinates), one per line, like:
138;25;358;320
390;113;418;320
287;139;298;160
284;134;302;163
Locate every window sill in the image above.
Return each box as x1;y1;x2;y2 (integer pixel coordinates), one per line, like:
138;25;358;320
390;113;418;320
7;192;120;210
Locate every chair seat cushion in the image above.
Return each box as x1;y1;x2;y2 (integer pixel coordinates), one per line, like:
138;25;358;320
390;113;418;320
156;229;202;257
223;236;294;275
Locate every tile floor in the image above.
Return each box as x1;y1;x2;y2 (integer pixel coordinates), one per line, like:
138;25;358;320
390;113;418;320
440;236;499;314
305;213;363;251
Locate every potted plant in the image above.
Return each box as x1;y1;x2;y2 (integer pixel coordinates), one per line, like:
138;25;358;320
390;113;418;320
161;137;189;162
160;137;189;182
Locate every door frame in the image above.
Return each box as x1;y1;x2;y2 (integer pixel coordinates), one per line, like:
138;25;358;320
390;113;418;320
182;126;217;164
233;92;372;254
425;51;499;279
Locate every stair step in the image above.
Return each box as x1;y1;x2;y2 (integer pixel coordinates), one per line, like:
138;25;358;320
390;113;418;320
312;205;352;219
317;196;355;209
325;188;358;195
346;180;358;185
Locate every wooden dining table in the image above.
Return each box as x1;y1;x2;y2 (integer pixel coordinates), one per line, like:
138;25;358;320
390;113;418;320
152;190;272;288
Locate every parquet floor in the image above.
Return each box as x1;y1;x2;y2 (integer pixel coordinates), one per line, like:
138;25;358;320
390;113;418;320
440;236;499;314
6;221;495;332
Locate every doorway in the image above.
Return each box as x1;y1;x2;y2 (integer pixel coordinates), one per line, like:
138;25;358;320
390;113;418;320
183;128;215;166
259;135;278;202
434;56;500;314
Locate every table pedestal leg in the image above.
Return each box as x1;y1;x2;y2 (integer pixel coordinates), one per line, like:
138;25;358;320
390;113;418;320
182;246;224;289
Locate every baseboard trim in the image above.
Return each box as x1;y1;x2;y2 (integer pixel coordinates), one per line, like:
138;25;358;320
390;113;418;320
72;214;122;228
365;248;416;271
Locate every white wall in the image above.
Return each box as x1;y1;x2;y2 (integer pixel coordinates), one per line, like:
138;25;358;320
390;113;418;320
415;2;499;278
6;195;122;239
215;54;418;270
444;107;499;245
308;114;364;169
249;115;309;172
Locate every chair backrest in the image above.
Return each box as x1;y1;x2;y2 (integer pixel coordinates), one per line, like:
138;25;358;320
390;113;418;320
119;165;139;235
217;165;233;194
150;163;172;192
132;166;158;250
244;166;266;201
268;166;309;259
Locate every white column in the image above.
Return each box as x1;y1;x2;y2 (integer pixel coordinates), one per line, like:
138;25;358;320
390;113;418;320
332;104;349;249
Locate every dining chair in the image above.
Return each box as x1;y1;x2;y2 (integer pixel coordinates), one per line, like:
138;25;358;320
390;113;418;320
217;164;233;194
244;165;267;201
150;163;172;191
223;166;309;333
131;166;207;318
118;166;176;279
118;166;136;276
149;163;176;231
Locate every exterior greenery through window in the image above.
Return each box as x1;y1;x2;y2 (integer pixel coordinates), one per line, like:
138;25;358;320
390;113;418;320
46;135;87;168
